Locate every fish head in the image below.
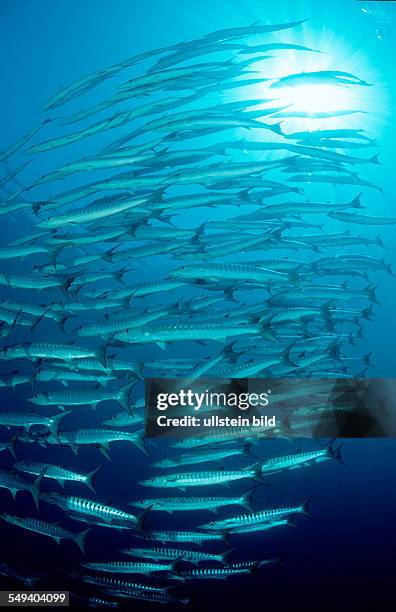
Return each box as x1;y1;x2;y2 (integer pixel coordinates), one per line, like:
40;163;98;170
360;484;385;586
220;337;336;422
198;520;219;530
139;475;168;487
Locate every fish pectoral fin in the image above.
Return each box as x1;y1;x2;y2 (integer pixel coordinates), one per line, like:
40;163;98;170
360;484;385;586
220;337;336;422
156;342;167;350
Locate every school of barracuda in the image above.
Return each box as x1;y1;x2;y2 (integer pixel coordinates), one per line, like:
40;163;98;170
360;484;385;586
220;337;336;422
0;18;391;607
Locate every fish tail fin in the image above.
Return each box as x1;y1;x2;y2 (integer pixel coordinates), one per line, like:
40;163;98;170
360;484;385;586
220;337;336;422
362;304;375;320
169;558;185;581
85;466;102;493
31;469;46;510
135;504;153;534
74;528;91;555
366;284;381;305
351;192;363;209
326;439;345;466
376;234;385;249
300;495;313;517
221;547;238;564
95;343;109;369
241;485;258;512
385;262;395;277
270;122;283;135
117;381;136;413
260;323;277;342
49;410;71;441
280;345;297;367
8;429;22;459
239;188;251;202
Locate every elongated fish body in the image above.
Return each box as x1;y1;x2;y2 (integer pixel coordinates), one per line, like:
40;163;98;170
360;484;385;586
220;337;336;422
78;574;168;594
122;546;226;565
272;284;379;304
200;499;311;530
179;564;255;580
261;444;341;474
35;151;159;184
0;118;50;161
29;382;135;411
129;491;252;513
0;272;67;291
116;321;274;348
0;469;43;509
0;244;48;260
38;194;152;228
173;263;291;283
0;307;38;329
42;493;139;526
140;464;260;489
78;304;176;338
0;410;67;438
230;519;290;534
35;368;116;387
152;444;248;468
50;428;145;454
147;530;226;545
329;211;396;225
0;514;90;554
14;461;101;492
0;342;106;365
81;560;175;575
171;426;256;448
271;70;372;88
0;300;63;325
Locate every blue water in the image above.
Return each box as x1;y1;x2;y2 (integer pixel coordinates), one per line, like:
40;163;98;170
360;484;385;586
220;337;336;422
0;0;396;609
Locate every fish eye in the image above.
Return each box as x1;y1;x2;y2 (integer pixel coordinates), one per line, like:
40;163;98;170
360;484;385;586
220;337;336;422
210;521;215;526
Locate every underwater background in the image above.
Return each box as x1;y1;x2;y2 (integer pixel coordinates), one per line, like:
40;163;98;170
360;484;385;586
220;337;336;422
0;0;396;609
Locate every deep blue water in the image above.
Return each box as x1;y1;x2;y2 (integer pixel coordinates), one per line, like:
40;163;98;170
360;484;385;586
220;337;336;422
0;1;396;610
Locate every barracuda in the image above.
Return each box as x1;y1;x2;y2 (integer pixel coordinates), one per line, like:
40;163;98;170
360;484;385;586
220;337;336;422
14;461;101;493
77;573;168;594
0;272;71;291
41;492;143;528
230;518;291;534
0;410;68;439
48;427;146;456
29;381;135;411
78;304;177;339
129;488;254;513
121;546;228;565
38;193;153;228
172;262;294;284
200;498;312;530
145;530;227;545
178;563;257;580
81;559;178;576
0;469;44;509
140;463;262;489
0;342;108;366
151;443;250;468
0;514;90;554
261;441;343;474
112;321;275;350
